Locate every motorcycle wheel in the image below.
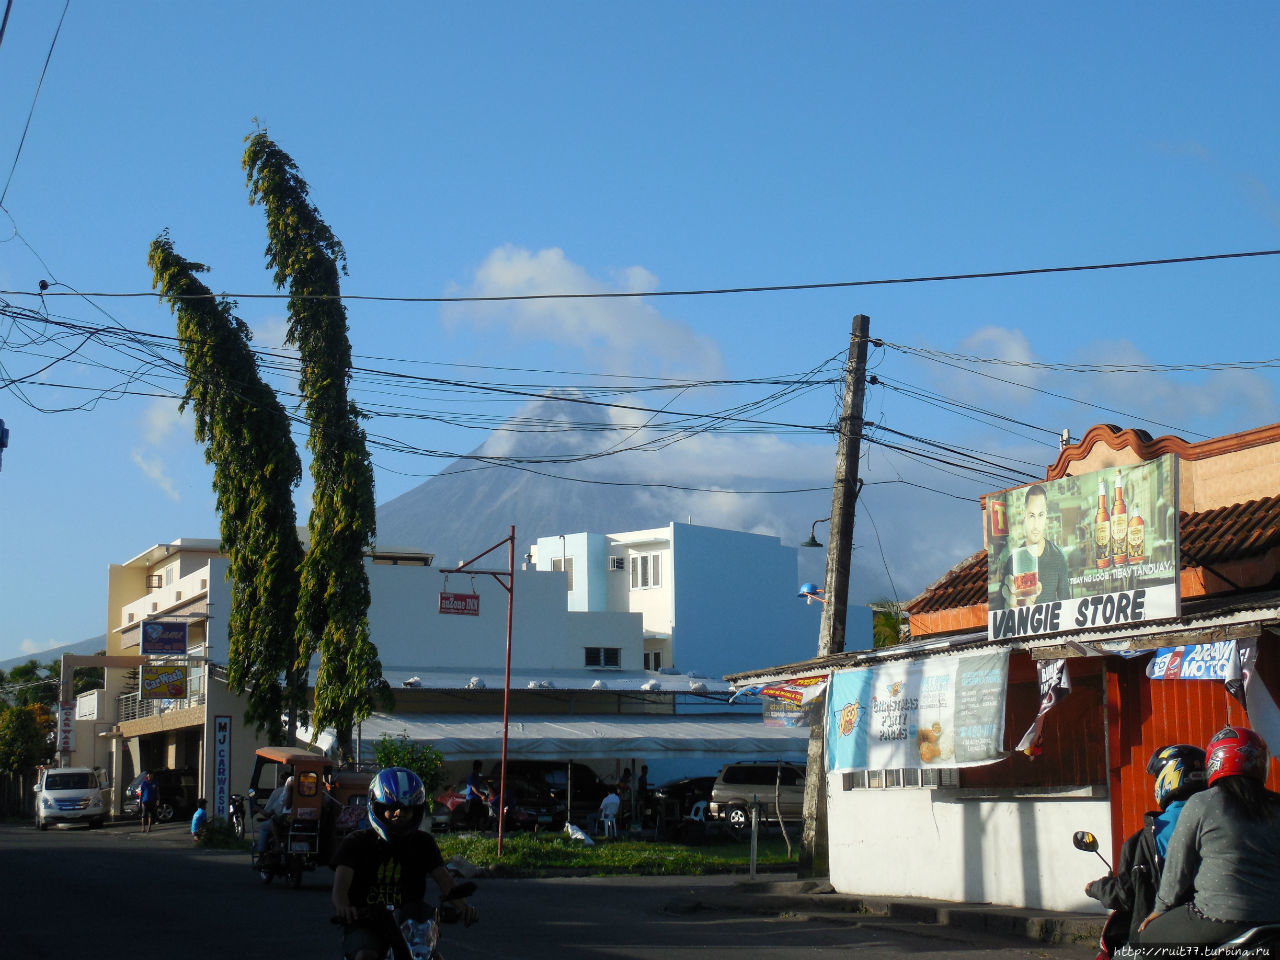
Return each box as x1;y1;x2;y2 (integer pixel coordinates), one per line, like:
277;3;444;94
259;866;273;884
231;813;245;840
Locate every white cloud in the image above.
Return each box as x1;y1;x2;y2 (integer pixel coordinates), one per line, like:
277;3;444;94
443;246;723;377
19;637;59;655
131;449;180;501
141;398;188;446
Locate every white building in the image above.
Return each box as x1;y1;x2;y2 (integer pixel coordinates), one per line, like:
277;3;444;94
529;522;857;679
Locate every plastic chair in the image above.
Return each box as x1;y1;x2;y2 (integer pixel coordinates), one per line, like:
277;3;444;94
686;801;707;822
601;812;618;838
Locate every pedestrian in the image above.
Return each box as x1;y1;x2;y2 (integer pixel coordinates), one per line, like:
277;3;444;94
138;771;158;833
190;798;208;843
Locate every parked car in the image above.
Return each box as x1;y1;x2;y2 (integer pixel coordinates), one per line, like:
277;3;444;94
122;767;198;823
488;760;611;829
654;775;716;822
708;761;806;832
35;767;106;830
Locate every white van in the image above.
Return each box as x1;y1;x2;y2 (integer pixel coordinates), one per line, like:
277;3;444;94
35;766;106;830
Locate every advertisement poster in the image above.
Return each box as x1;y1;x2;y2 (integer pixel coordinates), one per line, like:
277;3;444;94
213;716;231;824
140;619;189;654
141;663;188;699
732;675;828;706
826;649;1009;772
985;455;1180;643
762;700;809;728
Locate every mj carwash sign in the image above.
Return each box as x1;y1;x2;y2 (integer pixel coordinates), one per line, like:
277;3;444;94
984;455;1180;643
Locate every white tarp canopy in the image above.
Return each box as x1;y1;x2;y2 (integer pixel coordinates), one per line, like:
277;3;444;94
350;712;807;763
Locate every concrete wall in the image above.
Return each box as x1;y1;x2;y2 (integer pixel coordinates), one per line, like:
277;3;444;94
826;775;1113;912
669;523;821;678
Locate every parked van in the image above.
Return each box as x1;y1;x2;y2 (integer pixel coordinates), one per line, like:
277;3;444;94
708;760;805;832
35;766;106;830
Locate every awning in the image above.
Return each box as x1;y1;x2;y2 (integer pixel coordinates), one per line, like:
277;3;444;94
347;712;809;763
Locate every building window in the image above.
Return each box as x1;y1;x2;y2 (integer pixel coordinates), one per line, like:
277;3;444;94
842;768;957;790
629;552;662;590
584;647;621;668
552;556;574;591
644;651;662;671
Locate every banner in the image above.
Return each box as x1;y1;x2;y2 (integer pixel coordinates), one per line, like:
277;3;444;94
1146;639;1241;681
986;456;1180;642
1147;639;1280;752
57;701;75;754
1015;659;1071;756
731;675;828;706
438;592;480;616
141;619;189;654
826;649;1009;772
762;701;809;728
141;663;189;699
213;716;231;824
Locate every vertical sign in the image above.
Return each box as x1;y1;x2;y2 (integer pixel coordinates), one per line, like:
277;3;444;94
58;701;75;754
213;716;231;824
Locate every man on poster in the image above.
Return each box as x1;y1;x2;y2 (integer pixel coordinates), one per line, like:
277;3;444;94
993;484;1070;611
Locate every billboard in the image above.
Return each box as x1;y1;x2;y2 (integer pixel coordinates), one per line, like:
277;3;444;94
141;619;189;655
141;663;189;699
826;649;1009;772
985;455;1179;642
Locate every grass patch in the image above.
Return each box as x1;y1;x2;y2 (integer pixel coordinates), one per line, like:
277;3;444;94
197;820;253;850
435;832;797;876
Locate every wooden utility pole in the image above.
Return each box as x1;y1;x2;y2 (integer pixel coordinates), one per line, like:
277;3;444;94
798;314;871;877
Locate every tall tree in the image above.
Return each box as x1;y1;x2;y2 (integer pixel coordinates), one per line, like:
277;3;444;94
243;130;385;758
149;235;307;742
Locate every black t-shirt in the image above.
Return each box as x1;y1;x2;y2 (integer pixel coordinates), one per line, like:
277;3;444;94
332;827;445;908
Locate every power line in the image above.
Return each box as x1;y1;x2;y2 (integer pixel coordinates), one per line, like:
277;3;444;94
3;247;1279;303
0;0;70;207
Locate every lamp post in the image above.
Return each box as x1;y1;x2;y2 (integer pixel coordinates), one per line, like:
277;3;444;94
801;517;829;549
799;314;871;878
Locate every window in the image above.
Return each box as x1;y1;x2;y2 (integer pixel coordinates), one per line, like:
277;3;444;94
552;556;574;591
584;647;621;668
164;563;175;587
644;651;662;671
842;767;957;790
629;552;662;590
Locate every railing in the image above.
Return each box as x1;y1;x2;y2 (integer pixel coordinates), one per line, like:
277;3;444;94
116;690;207;723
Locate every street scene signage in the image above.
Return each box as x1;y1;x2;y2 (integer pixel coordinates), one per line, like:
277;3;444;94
58;701;75;753
141;663;189;699
438;592;480;616
141;619;189;654
826;649;1009;771
985;455;1180;642
213;716;231;824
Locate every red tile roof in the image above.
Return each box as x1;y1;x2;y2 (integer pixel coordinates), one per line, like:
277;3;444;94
907;495;1280;616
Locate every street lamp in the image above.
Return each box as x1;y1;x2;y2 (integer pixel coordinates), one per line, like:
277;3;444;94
800;517;830;549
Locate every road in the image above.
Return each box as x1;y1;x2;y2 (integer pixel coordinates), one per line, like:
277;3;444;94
2;822;1096;959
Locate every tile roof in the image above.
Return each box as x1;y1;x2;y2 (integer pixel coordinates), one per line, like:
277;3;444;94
906;495;1280;616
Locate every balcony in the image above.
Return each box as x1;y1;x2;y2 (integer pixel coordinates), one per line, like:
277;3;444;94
116;689;207;723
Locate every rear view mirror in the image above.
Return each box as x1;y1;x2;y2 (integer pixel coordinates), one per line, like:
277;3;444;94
1072;830;1098;853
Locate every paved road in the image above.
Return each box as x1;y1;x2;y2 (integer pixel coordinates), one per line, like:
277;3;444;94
2;822;1096;959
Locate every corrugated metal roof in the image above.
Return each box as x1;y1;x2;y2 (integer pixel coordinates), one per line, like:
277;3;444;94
906;496;1280;616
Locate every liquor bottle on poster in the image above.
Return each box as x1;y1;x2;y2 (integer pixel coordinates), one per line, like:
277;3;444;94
1127;512;1146;564
1094;477;1111;570
1110;470;1128;566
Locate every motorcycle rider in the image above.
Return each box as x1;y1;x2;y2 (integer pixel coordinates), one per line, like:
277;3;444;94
1138;726;1280;946
1084;744;1206;955
332;767;477;960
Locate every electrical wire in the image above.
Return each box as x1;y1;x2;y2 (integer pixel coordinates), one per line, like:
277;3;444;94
0;0;70;207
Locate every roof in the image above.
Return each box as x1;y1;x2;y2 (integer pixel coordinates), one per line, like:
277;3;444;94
355;665;733;695
906;495;1280;616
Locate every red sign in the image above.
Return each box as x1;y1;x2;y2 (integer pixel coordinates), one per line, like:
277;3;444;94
58;701;75;754
438;592;480;616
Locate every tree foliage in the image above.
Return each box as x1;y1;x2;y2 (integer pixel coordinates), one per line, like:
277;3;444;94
0;703;54;774
149;235;306;741
243;129;385;757
372;733;446;803
871;601;905;649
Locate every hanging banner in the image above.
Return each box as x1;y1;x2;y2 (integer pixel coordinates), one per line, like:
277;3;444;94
438;592;480;616
762;701;809;728
1016;659;1071;756
1146;640;1242;680
985;455;1180;643
731;675;828;706
826;649;1009;772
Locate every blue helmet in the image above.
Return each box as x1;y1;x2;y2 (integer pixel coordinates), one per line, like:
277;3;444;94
1146;744;1207;810
368;767;427;841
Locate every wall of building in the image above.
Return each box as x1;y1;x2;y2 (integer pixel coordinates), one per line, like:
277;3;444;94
826;777;1112;912
669;523;821;678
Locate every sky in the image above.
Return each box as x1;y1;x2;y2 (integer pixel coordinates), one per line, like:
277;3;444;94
1;3;1279;663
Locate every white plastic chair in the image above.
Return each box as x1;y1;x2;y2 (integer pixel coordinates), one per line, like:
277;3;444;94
686;801;707;822
601;812;618;838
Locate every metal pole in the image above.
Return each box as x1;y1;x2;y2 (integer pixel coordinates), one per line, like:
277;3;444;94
799;314;871;878
497;525;515;856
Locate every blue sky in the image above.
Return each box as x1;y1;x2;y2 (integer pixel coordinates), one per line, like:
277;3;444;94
2;3;1278;661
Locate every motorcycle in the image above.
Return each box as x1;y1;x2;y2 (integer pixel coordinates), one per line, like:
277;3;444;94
333;880;478;960
1074;829;1280;955
229;792;247;840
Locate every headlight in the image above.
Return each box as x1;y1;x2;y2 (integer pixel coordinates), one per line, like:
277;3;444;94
41;796;53;809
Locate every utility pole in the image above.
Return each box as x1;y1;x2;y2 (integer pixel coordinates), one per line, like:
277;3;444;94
798;314;870;877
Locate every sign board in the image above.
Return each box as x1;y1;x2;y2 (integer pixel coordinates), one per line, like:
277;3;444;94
58;701;75;754
985;455;1179;642
213;716;231;824
141;619;189;655
826;649;1009;772
762;701;809;728
141;663;188;699
438;592;480;616
1146;640;1241;681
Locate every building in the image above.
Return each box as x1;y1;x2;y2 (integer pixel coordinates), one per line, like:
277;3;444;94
66;520;827;816
728;422;1280;912
528;522;852;679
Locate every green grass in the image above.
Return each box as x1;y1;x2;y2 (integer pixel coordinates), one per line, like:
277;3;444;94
435;832;798;876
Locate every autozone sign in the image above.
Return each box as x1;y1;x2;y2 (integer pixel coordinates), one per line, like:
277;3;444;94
438;592;480;616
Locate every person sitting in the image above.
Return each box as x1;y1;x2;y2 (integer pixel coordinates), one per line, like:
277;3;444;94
1085;744;1206;955
255;772;294;858
190;798;209;844
1138;726;1280;946
598;786;621;836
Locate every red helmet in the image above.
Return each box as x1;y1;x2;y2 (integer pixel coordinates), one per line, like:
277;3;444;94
1205;725;1270;786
